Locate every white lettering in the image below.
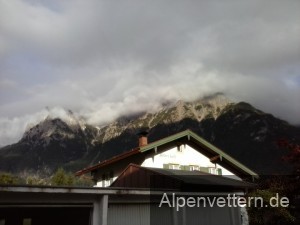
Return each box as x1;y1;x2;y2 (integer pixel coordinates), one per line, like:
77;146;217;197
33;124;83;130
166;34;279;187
159;193;172;207
280;197;289;207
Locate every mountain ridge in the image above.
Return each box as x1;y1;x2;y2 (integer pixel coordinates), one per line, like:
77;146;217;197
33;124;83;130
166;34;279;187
0;94;299;175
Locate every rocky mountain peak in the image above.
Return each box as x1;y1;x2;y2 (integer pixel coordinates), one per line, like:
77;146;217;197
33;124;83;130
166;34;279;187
21;118;73;147
166;93;232;122
63;110;87;130
20;109;91;149
97;94;232;143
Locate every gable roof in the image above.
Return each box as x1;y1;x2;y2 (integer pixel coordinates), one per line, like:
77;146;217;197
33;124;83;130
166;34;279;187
76;129;258;178
140;130;258;178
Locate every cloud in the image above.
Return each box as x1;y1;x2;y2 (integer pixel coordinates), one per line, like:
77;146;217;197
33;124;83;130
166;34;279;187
0;0;299;145
0;106;80;147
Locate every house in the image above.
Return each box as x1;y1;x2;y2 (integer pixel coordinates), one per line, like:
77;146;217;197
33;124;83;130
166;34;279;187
0;132;256;225
76;130;258;187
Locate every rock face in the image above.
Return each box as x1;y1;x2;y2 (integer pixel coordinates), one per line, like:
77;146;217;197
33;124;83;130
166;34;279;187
0;94;299;175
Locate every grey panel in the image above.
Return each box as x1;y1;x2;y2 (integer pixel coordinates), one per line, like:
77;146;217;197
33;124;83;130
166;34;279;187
150;204;173;225
108;204;150;225
185;205;241;225
107;202;241;225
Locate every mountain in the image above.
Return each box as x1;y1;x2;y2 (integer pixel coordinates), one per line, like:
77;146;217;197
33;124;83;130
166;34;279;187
0;111;98;173
0;94;299;175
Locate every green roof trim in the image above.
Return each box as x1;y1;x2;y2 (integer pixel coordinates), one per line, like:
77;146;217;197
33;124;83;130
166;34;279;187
140;130;259;178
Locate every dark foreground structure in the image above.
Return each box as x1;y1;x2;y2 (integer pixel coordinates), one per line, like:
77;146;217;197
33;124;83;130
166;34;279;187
0;183;248;225
0;172;253;225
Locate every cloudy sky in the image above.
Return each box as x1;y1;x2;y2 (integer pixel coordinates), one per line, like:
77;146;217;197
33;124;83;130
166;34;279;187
0;0;299;146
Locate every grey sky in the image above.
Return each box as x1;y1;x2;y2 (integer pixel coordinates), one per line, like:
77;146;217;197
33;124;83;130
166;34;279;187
0;0;299;146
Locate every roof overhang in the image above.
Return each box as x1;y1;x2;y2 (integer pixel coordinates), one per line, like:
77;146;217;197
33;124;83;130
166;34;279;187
75;148;140;176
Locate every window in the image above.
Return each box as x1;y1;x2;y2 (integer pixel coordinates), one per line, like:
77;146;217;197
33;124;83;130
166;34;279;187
163;164;169;169
209;167;215;174
200;167;221;175
169;164;180;170
163;164;180;170
208;167;222;175
200;167;209;173
180;165;190;171
189;165;199;171
177;144;185;152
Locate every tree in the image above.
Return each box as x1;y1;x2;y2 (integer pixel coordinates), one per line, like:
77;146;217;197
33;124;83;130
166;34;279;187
247;186;295;224
245;138;300;224
74;175;94;187
51;168;74;186
0;172;21;185
277;138;300;174
276;138;300;223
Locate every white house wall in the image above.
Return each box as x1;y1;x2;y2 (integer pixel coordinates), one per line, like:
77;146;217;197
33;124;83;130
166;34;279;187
96;176;118;187
141;144;236;177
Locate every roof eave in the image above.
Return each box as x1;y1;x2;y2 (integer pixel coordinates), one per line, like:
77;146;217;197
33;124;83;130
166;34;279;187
75;148;140;176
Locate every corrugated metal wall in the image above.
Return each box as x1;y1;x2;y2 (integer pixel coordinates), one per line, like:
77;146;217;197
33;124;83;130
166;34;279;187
107;203;241;225
150;204;173;225
108;203;174;225
108;204;150;225
186;205;240;225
